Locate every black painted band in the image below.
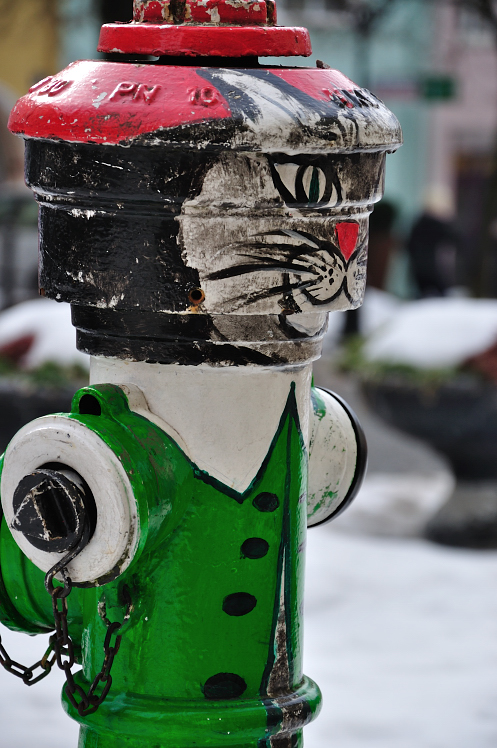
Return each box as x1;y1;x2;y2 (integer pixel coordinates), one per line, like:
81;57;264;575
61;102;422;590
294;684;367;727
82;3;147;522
72;307;326;365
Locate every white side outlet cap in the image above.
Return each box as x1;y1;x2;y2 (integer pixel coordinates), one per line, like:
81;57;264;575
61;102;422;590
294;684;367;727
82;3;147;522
1;415;139;586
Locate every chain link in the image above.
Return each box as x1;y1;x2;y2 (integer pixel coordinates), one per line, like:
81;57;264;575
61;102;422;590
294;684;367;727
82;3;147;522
49;579;132;716
0;633;56;685
0;535;132;716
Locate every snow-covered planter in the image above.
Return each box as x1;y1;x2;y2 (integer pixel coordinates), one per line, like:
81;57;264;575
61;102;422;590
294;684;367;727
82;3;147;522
362;376;497;481
342;297;497;547
0;298;88;451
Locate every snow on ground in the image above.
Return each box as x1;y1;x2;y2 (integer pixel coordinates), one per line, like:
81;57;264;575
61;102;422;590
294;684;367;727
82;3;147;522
323;288;403;354
333;472;454;537
1;519;497;747
363;297;497;369
359;288;403;338
305;526;497;748
0;298;88;369
324;291;497;370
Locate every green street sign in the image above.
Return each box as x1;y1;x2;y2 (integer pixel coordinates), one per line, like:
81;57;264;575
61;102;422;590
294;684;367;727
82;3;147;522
420;75;456;101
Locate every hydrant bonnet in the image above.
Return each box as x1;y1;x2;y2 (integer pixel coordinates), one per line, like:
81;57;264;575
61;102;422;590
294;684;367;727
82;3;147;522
8;27;402;362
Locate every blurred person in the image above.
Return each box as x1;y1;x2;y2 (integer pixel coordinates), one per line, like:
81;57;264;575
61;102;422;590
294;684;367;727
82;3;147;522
366;200;398;290
407;185;460;298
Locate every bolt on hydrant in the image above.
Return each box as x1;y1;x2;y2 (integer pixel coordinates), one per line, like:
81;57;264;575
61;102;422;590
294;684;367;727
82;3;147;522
1;2;401;746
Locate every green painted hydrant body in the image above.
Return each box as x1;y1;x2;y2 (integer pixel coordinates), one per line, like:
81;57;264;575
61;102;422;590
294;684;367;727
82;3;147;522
0;1;401;745
0;379;350;748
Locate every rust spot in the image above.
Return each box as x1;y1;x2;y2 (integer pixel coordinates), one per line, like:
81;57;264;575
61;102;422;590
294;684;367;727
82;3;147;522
39;287;45;296
266;0;276;25
170;0;188;22
188;287;205;305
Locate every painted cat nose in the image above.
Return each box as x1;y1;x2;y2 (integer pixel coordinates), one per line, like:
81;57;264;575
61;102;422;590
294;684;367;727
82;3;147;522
336;222;360;261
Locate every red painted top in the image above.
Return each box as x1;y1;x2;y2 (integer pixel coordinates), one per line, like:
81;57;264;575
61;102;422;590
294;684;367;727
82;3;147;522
9;62;231;144
8;59;403;154
98;0;311;57
7;0;403;153
8;61;384;147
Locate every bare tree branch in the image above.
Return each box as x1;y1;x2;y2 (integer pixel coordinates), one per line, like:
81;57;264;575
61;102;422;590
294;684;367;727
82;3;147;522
448;0;497;49
353;0;399;36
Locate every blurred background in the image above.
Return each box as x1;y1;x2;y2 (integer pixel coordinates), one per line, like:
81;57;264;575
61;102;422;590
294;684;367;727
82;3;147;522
3;0;497;747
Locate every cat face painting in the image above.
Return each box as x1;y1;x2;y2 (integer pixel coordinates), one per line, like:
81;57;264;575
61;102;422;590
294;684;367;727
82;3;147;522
24;64;399;325
179;149;383;316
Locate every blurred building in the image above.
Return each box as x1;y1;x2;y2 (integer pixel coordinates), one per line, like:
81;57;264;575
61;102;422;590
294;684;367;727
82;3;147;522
426;3;497;292
0;0;496;299
0;0;102;309
0;0;58;308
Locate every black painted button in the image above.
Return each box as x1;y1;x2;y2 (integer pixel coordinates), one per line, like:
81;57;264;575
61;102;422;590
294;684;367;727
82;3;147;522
223;592;257;616
203;672;247;700
241;538;269;559
253;492;279;512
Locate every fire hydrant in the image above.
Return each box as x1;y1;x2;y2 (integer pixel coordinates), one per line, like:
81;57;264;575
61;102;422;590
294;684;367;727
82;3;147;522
1;2;401;746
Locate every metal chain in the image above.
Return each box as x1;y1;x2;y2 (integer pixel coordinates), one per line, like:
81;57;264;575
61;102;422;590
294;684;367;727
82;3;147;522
0;633;57;686
48;575;132;716
0;529;132;716
0;507;90;688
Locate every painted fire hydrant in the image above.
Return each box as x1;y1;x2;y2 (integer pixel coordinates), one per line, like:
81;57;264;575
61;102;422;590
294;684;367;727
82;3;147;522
1;2;401;746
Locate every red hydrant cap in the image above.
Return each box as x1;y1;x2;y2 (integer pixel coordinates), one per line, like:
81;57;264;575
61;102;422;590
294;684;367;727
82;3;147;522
98;0;312;57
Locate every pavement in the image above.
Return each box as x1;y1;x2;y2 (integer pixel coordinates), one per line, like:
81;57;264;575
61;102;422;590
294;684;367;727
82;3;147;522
313;358;455;538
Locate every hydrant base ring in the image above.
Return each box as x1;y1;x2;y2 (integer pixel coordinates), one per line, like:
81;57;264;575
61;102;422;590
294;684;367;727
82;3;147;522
63;672;322;745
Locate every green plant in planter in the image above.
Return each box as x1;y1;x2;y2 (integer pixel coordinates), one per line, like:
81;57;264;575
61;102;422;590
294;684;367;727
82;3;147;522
0;358;88;390
338;335;474;390
339;334;497;547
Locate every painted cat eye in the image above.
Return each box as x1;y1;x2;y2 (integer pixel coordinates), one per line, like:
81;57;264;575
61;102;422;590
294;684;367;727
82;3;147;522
269;157;342;207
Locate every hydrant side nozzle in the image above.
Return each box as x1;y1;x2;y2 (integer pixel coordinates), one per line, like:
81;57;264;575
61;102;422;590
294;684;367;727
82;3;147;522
0;383;197;586
0;486;85;636
308;386;368;528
